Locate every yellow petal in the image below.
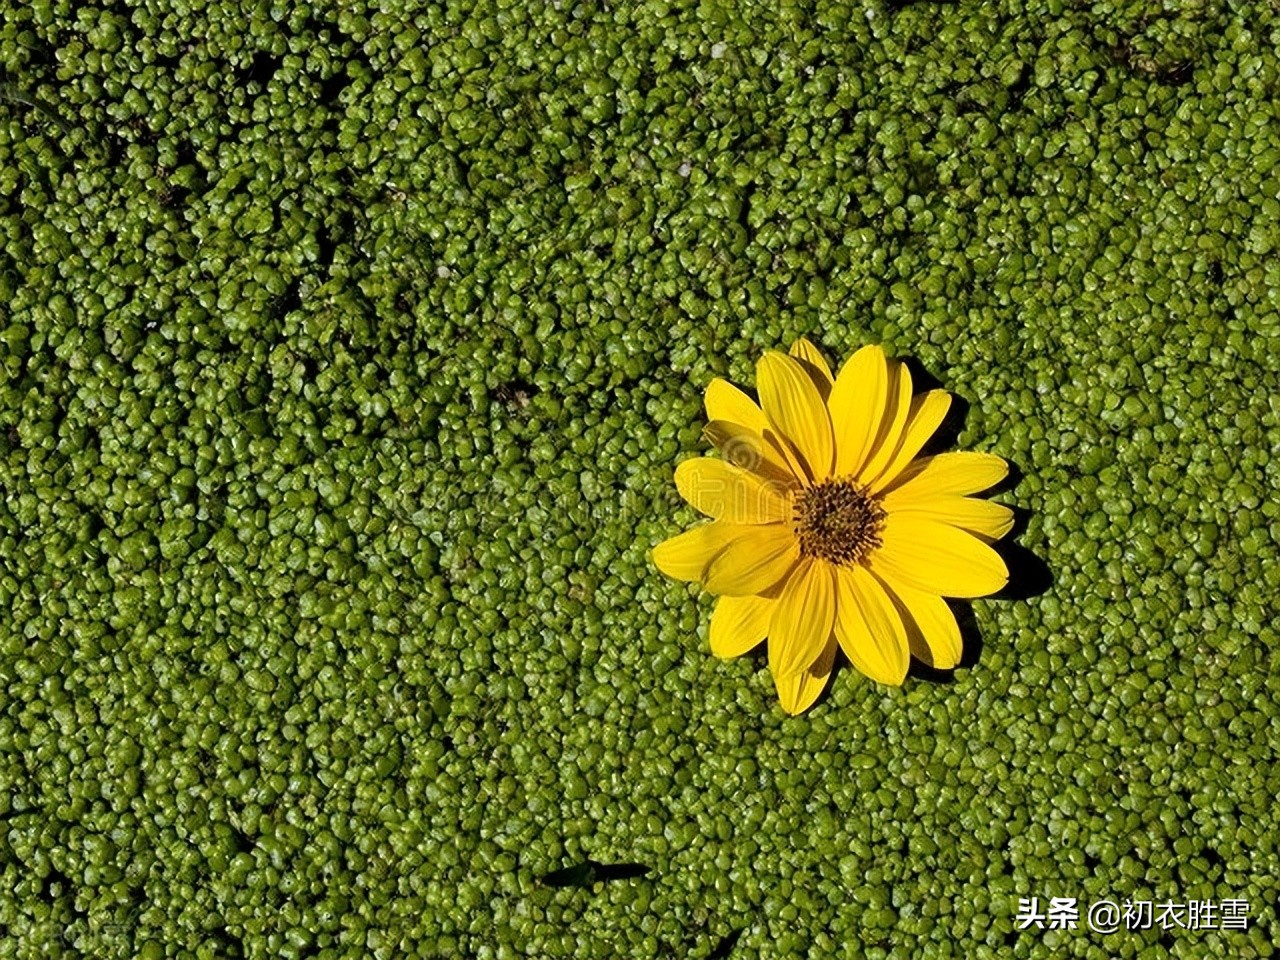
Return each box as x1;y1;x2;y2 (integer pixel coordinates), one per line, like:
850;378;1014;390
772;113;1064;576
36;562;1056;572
703;523;799;596
879;492;1015;541
857;359;913;484
866;390;952;493
788;337;834;399
881;579;963;669
833;564;909;685
709;593;774;658
869;515;1008;598
763;427;811;487
701;420;797;487
704;378;768;434
768;559;836;678
757;351;834;483
774;636;836;715
674;458;792;524
878;451;1009;499
652;522;740;582
828;344;889;478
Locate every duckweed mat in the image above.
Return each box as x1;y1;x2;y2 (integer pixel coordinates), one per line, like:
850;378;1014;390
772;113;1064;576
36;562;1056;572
3;0;1279;957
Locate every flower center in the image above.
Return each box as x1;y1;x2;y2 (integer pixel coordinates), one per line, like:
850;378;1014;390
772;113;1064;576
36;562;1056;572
793;478;885;566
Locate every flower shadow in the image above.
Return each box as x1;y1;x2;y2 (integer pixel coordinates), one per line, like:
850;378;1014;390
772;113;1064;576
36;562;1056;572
989;460;1052;600
897;369;1052;681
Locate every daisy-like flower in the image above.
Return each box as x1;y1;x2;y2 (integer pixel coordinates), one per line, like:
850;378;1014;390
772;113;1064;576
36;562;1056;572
653;338;1013;714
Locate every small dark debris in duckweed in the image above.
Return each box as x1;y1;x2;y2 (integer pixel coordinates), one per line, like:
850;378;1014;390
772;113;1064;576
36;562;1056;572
537;860;652;888
271;281;303;320
236;51;282;90
1157;60;1196;85
494;378;539;410
707;928;744;959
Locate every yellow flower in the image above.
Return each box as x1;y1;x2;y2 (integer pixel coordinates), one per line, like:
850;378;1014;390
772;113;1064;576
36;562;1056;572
653;338;1013;715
